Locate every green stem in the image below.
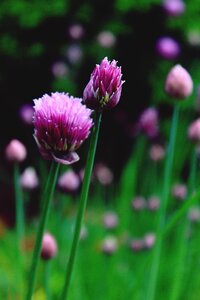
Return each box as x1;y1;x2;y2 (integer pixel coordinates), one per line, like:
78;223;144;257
44;262;51;300
60;112;102;300
169;148;197;300
147;105;180;300
14;163;24;297
14;163;25;244
25;161;60;300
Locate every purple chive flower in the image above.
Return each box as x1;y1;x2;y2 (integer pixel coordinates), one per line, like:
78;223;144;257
83;57;124;111
162;0;185;17
97;31;116;48
139;107;159;138
19;104;34;125
188;119;200;143
5;139;27;163
156;37;180;60
33;92;93;165
165;65;193;100
41;232;58;260
58;169;81;193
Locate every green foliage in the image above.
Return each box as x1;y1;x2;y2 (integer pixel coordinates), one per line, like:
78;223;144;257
0;0;69;27
115;0;161;12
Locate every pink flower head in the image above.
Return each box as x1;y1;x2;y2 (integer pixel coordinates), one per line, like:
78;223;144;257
83;57;124;111
101;236;118;255
97;31;116;48
5;139;27;163
33;92;93;165
156;37;180;60
58;169;80;193
188;119;200;143
41;232;58;260
20;167;39;190
19;104;34;125
102;211;119;229
162;0;185;17
165;64;193;100
149;144;165;161
139;107;159;138
171;183;187;200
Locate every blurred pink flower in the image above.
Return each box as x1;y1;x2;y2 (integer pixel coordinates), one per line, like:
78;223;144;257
101;236;118;255
143;233;156;249
156;37;180;60
68;23;84;40
139;107;159;138
165;64;193;99
188;119;200;143
20;167;39;190
171;183;187;200
97;31;116;48
41;232;58;260
149;144;165;161
5;139;27;163
66;44;83;64
58;169;80;193
129;239;144;252
51;61;69;77
95;163;113;185
162;0;185;17
102;211;119;229
131;196;146;211
19;104;34;125
147;196;160;211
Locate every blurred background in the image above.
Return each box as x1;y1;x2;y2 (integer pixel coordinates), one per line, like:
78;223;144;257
1;0;200;221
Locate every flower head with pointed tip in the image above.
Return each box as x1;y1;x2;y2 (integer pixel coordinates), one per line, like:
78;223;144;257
33;92;93;165
83;57;124;111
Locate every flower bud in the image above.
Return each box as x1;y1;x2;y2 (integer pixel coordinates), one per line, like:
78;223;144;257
171;183;187;200
5;139;27;163
143;233;156;249
102;211;119;229
156;37;180;60
188;119;200;143
41;232;58;260
95;163;113;185
57;169;80;193
165;64;193;99
149;144;165;161
83;57;124;111
131;196;146;211
20;167;39;190
162;0;185;17
139;107;159;138
101;236;118;255
19;104;34;125
147;196;160;211
129;239;144;252
97;31;116;48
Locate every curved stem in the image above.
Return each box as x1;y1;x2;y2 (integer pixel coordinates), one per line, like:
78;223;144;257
26;161;60;300
60;112;102;300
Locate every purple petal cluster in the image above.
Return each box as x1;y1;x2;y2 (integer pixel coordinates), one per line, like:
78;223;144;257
83;57;124;111
33;92;93;165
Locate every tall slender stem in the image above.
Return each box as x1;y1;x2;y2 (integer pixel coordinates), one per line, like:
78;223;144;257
60;112;102;300
44;262;51;300
14;163;24;244
147;105;180;300
13;163;25;297
26;161;60;300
